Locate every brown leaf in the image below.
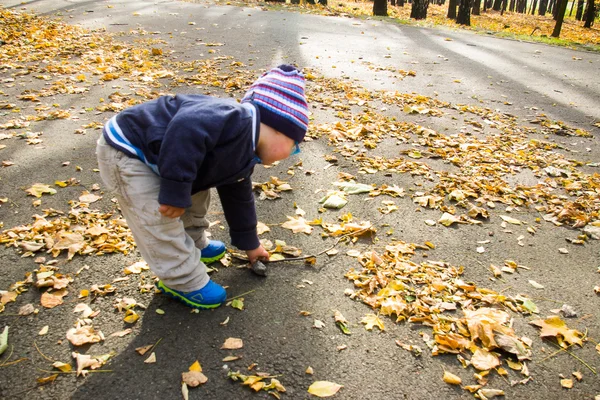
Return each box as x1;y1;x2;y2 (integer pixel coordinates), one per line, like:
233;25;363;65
221;337;243;350
66;326;103;346
182;371;208;387
41;289;68;309
530;316;584;347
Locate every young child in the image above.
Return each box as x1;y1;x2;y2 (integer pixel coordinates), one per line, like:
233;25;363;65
96;64;308;309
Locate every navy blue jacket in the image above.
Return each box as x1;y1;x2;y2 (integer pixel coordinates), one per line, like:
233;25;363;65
103;94;261;250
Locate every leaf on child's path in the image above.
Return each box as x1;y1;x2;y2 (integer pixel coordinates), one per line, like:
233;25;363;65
528;280;544;289
182;360;207;387
222;337;243;350
313;319;325;329
471;348;500;371
109;328;132;338
26;183;57;198
73;303;94;318
0;327;8;356
530;316;584;347
500;215;523;225
438;212;460;226
182;383;189;400
360;314;385;331
333;180;373;194
66;326;104;346
333;310;351;335
223;355;240;362
281;216;313;234
124;260;148;275
231;298;244;310
79;191;100;203
442;370;462;385
319;191;348;209
136;345;153;356
41;289;68;309
124;309;140;324
39;325;49;335
19;303;35;316
37;374;58;385
478;389;505;398
53;361;72;372
307;381;343;397
144;352;156;364
306;366;314;374
256;221;270;235
560;379;573;389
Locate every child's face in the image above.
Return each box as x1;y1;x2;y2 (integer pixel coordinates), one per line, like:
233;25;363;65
256;123;298;165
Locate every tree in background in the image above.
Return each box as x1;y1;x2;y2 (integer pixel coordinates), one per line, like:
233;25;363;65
539;0;549;14
472;0;481;15
584;0;596;27
457;0;472;24
448;0;458;18
552;0;568;36
410;0;430;19
576;0;585;19
373;0;388;16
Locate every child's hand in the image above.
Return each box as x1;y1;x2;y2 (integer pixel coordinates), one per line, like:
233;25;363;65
246;245;269;264
158;204;185;218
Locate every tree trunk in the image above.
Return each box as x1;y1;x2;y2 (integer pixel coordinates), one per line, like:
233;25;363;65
539;0;548;13
493;0;502;10
509;0;516;11
473;0;481;15
530;0;538;14
398;0;405;6
552;0;568;36
448;0;458;18
584;0;596;26
410;0;429;19
391;0;396;6
457;0;472;24
575;0;585;18
549;0;555;14
373;0;388;15
517;0;527;12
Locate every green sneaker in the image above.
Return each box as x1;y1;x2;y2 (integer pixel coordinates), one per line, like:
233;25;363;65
155;279;226;309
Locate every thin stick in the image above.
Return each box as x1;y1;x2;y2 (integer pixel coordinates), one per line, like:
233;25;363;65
1;358;27;367
0;345;15;367
530;296;563;304
34;341;55;363
148;337;163;355
227;289;256;302
37;368;113;374
539;343;574;362
543;339;597;375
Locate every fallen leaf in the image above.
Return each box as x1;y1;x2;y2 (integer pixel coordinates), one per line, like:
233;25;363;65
26;183;57;198
109;329;132;338
136;345;153;356
500;215;522;225
281;216;313;234
471;348;500;371
360;314;385;331
144;352;156;363
306;366;314;374
438;212;460;226
231;298;244;310
79;191;100;203
478;388;505;398
560;378;573;388
442;370;462;385
530;316;584;347
66;326;104;346
41;289;68;309
52;361;72;372
19;303;35;316
182;383;189;400
223;356;240;362
182;371;208;387
307;381;343;397
528;280;544;289
257;221;270;234
222;337;243;350
572;371;582;381
39;325;49;335
313;319;325;329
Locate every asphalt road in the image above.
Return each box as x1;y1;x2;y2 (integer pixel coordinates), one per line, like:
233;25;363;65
0;0;599;399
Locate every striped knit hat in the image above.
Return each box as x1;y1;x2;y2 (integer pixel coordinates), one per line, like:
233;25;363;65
242;64;309;143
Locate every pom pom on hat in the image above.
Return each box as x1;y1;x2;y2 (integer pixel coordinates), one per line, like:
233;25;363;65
242;64;309;142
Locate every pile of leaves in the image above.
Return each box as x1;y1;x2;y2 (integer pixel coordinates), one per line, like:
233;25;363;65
345;241;587;395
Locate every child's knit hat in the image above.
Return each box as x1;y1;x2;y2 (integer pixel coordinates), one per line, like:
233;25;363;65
242;64;309;142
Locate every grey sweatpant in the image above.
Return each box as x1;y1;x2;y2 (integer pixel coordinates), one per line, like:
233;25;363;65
96;135;211;292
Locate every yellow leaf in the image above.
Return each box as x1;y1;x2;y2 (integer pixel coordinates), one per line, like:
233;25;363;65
189;360;202;372
442;370;462;385
438;212;460;226
530;316;583;347
307;381;343;397
360;314;385;331
500;215;522;225
151;48;163;55
53;361;72;372
124;310;140;323
26;183;57;198
471;348;500;371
